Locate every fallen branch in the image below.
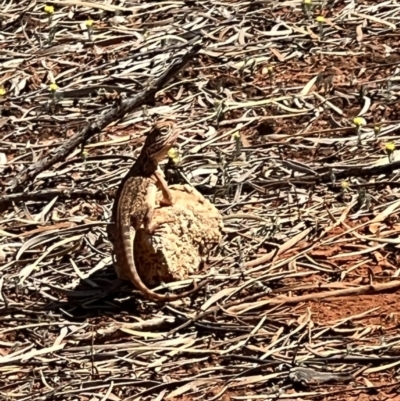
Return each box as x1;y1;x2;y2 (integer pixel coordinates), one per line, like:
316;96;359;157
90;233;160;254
286;159;400;184
168;280;400;335
266;280;400;305
0;188;107;211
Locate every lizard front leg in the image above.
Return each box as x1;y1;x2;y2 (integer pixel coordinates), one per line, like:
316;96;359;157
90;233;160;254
142;182;165;235
153;169;174;207
142;179;175;236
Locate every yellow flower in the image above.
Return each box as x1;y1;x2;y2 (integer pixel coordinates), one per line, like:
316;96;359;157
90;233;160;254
231;131;241;140
304;0;312;4
85;19;93;28
0;88;6;96
49;82;58;91
167;148;180;164
353;116;366;127
385;142;395;153
374;124;381;135
341;180;350;191
316;16;325;23
44;5;54;14
262;65;274;75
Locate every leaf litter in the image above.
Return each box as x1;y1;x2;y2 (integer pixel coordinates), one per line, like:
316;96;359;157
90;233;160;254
1;0;400;400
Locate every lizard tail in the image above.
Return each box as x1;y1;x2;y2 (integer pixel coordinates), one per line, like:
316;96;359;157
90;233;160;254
121;220;208;302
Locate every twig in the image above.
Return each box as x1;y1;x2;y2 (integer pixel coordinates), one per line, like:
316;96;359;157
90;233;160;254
0;188;107;211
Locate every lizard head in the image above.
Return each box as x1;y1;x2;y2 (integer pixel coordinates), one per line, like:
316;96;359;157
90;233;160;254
144;121;179;162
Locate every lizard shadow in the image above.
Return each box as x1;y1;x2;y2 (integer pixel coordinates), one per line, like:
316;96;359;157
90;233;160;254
39;265;156;321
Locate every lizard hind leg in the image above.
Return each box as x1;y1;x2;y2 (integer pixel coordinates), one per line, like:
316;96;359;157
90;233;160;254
143;206;158;235
143;205;174;237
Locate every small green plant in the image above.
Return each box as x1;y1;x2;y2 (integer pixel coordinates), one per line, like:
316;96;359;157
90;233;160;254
231;131;242;160
303;0;313;17
265;65;274;84
48;82;60;112
81;149;89;169
213;99;226;128
316;15;325;38
85;18;94;41
385;142;395;163
352;116;366;145
49;82;58;99
338;179;351;203
374;124;381;140
262;65;274;85
44;4;54;24
44;4;57;44
81;150;89;160
356;187;370;211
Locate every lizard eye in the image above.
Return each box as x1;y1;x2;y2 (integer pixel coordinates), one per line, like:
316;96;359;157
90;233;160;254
160;127;169;135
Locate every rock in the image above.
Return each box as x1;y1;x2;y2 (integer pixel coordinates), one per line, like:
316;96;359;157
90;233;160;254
133;184;223;287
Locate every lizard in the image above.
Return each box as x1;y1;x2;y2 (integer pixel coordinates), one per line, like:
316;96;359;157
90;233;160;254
107;120;209;302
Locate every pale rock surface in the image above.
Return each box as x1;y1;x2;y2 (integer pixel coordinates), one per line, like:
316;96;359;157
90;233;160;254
133;184;223;287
